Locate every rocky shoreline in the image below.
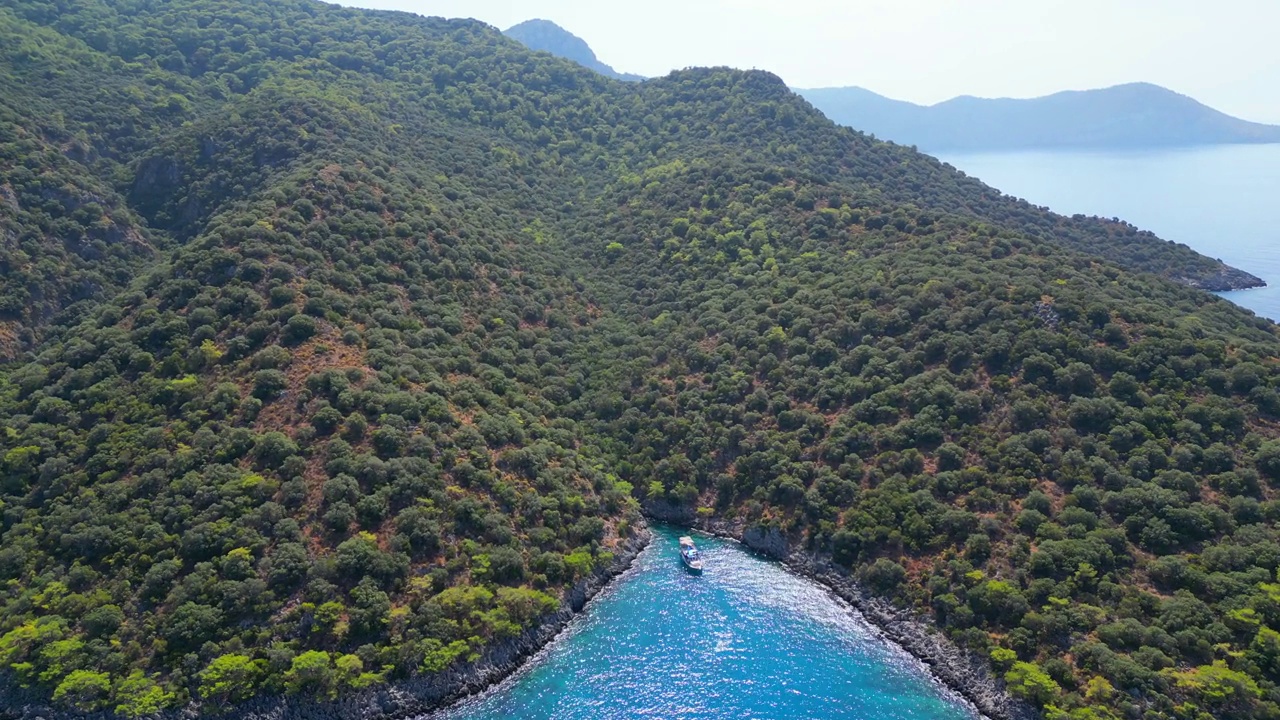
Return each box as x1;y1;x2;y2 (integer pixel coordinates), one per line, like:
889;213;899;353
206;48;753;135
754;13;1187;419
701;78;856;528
0;529;652;720
0;513;1034;720
1183;265;1266;292
643;503;1039;720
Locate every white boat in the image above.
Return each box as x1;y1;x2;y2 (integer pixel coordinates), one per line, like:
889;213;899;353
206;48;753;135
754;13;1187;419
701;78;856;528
679;536;704;573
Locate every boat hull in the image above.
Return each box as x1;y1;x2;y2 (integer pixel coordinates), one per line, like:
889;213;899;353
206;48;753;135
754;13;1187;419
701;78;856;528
679;535;703;574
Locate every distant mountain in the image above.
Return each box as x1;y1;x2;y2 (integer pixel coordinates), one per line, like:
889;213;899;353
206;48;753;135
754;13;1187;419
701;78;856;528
502;23;1279;152
504;19;644;82
798;83;1280;151
7;4;1280;720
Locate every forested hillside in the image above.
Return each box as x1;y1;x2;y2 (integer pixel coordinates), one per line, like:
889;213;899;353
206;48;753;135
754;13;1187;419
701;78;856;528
1;2;1280;719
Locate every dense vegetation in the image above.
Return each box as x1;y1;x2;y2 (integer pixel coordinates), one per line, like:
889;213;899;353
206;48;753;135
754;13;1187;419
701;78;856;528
1;2;1279;719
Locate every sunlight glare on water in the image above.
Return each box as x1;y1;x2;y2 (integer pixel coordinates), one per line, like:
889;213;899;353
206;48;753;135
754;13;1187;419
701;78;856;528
428;526;978;720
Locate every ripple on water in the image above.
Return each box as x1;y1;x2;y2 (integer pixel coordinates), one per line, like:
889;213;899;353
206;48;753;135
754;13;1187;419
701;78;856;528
429;526;980;720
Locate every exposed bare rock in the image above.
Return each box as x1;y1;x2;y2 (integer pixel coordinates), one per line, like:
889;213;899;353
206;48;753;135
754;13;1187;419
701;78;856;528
0;183;17;211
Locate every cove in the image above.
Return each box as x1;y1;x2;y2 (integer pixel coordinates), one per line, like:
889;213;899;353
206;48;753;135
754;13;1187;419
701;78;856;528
428;526;979;720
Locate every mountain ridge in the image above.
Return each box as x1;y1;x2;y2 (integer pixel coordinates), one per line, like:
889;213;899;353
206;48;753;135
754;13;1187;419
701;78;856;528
503;19;643;82
500;19;1280;151
2;3;1280;720
799;82;1280;151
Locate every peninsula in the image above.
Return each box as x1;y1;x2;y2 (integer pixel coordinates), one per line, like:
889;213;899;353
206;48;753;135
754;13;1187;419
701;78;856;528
2;4;1280;720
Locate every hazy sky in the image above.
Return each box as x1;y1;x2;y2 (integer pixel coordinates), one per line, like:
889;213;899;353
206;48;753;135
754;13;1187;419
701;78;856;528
344;0;1280;123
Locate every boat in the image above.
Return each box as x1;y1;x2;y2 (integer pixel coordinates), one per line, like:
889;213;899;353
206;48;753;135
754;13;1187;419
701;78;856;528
679;536;704;574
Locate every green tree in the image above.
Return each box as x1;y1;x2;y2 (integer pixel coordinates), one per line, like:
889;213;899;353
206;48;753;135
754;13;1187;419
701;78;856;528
284;651;335;697
52;669;111;711
199;654;264;702
113;671;176;717
1005;661;1062;706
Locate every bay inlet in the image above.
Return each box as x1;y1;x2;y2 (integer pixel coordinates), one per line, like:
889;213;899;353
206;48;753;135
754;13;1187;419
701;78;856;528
427;525;980;720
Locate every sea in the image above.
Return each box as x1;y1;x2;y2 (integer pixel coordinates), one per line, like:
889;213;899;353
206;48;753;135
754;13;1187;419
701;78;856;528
419;146;1280;720
938;144;1280;321
427;526;978;720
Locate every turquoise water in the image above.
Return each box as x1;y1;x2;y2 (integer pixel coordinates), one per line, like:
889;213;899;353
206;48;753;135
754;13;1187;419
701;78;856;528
940;144;1280;321
430;526;978;720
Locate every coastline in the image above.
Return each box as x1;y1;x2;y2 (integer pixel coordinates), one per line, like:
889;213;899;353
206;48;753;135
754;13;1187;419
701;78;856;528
1183;265;1266;293
0;528;652;720
0;512;1035;720
643;503;1039;720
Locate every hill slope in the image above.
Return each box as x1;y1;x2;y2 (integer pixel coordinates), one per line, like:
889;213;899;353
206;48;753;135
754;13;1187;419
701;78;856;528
503;19;643;82
1;2;1280;720
799;83;1280;151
